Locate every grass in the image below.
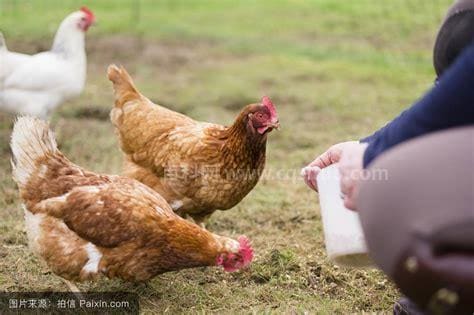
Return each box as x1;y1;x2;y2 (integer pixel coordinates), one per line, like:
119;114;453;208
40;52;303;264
0;0;451;313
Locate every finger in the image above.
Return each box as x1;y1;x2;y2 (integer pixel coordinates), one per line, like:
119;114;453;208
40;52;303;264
343;196;358;211
301;166;321;191
342;178;359;211
309;167;321;191
340;175;353;196
302;169;314;190
308;150;335;168
301;167;315;191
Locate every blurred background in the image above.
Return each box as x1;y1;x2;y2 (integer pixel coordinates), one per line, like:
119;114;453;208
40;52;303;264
0;0;451;313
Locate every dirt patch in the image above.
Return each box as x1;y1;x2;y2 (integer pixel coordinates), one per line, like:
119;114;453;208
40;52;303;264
62;106;111;121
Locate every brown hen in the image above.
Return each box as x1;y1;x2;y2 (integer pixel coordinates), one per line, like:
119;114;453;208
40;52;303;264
107;65;279;226
11;117;253;282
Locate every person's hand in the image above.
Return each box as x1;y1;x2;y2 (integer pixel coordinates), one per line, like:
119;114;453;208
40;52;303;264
338;142;368;210
301;141;359;192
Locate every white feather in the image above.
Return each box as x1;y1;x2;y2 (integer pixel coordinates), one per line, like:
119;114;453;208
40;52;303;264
0;32;32;83
23;206;45;255
0;10;89;118
82;243;102;274
10;117;58;187
170;200;184;210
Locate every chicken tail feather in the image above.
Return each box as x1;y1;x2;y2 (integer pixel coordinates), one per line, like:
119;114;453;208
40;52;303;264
107;64;141;108
11;116;58;188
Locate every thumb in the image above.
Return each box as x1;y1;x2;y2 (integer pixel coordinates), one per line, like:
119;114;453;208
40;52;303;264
301;166;321;191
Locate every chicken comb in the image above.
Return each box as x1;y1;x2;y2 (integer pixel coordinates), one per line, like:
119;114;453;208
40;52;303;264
261;96;278;119
80;6;95;21
237;236;254;267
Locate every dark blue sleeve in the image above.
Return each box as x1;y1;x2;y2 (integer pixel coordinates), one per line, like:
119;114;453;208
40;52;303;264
362;42;474;167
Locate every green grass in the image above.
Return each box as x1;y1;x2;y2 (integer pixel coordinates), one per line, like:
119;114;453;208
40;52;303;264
0;0;452;313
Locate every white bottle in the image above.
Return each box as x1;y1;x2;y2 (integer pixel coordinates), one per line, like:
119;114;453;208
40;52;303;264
316;164;372;268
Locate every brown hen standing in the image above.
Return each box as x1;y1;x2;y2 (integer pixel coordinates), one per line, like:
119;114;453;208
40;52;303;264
107;65;279;226
11;117;253;284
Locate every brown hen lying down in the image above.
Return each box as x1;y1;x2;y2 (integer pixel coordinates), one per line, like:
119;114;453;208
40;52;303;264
11;117;253;282
107;65;279;225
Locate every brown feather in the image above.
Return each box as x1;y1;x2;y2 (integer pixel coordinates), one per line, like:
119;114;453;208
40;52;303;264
11;117;247;282
107;66;273;223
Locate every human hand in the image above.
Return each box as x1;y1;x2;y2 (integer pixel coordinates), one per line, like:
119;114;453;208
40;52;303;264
338;142;368;210
301;141;358;192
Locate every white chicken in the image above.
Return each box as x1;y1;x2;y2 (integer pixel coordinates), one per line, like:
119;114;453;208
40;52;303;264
0;7;95;119
0;32;32;82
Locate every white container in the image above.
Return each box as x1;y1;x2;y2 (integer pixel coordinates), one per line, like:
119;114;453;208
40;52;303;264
316;164;372;268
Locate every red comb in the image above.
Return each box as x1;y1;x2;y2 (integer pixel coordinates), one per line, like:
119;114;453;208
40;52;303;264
261;96;278;120
80;6;95;21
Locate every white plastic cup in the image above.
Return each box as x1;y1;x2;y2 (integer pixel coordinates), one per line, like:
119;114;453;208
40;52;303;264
316;164;372;268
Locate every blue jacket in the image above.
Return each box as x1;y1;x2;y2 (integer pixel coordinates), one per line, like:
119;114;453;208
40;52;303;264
362;41;474;167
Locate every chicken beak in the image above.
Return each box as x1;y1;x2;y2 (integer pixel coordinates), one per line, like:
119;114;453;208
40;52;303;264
271;121;280;131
